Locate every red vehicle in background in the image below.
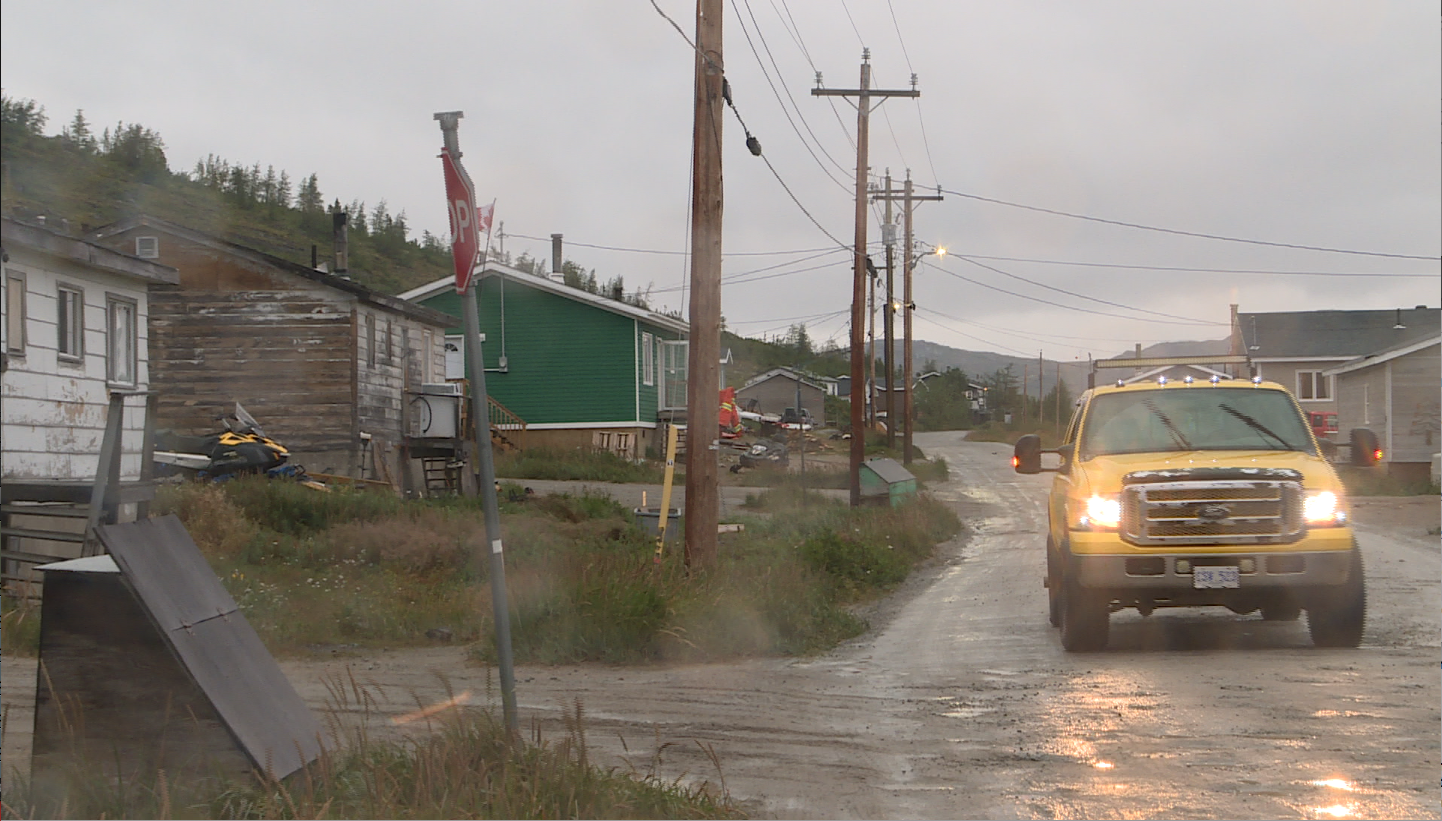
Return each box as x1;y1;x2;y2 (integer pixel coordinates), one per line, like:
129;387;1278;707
1308;411;1339;440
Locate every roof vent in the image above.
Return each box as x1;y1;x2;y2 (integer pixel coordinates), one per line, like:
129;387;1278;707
136;236;160;259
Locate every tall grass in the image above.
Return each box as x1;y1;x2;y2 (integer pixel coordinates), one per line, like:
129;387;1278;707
3;675;740;820
152;477;961;662
494;447;665;484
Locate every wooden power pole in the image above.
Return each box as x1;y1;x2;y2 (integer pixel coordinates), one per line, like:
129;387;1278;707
900;172;941;464
684;0;723;568
813;51;917;505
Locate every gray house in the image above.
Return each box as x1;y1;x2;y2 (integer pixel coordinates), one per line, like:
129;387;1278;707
737;367;825;419
1324;333;1440;482
1233;306;1440;424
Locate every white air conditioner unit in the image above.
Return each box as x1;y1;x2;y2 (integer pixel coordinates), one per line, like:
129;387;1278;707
420;382;463;397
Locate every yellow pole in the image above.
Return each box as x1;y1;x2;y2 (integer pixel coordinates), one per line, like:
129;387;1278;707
654;424;680;564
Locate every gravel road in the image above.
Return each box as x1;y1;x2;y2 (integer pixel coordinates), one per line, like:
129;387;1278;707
4;434;1437;819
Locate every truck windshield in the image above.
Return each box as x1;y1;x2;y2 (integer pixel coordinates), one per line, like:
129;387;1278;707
1080;387;1315;458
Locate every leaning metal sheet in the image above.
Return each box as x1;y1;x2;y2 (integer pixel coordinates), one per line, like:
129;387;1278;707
97;516;324;778
169;615;325;777
97;515;238;630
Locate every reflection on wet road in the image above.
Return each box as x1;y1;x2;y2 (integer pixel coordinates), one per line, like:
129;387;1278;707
804;433;1440;820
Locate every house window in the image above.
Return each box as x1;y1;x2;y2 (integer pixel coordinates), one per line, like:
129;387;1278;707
4;272;25;357
106;295;138;385
642;332;655;386
365;314;377;367
385;320;394;363
135;236;159;259
57;284;84;361
1297;371;1331;401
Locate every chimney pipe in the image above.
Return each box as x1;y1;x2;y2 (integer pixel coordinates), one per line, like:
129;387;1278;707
332;205;349;274
551;233;564;282
311;244;318;269
1135;343;1142;359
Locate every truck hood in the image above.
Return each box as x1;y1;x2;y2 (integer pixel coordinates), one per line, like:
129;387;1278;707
1074;450;1343;497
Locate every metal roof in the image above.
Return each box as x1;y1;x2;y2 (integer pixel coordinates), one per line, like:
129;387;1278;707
93;515;324;779
861;457;916;485
1239;307;1439;359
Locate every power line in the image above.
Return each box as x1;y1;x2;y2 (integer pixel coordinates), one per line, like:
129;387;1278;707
884;0;940;186
913;312;1032;357
952;254;1220;324
958;253;1440;278
923;258;1223;327
507;233;836;258
940;187;1442;261
734;0;853;188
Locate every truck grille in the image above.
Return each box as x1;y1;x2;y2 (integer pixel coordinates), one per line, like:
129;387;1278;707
1121;480;1304;546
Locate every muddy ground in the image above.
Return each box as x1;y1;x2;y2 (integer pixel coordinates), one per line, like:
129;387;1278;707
3;435;1437;819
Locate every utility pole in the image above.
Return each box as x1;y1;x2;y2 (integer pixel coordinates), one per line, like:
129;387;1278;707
900;172;941;464
684;0;723;568
881;170;896;447
867;255;877;428
814;52;917;504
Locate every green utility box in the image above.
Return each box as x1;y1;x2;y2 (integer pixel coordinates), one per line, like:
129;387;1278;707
859;458;917;507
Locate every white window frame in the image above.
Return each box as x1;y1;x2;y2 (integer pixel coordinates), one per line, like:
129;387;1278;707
106;294;138;386
135;236;159;259
1296;370;1331;401
642;331;655;386
423;329;436;382
57;283;84;362
385;319;394;364
4;271;27;357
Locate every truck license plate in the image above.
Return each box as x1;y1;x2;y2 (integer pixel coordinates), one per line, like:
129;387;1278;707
1193;566;1239;589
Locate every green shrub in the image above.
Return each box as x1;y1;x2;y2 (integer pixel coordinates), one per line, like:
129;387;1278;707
799;530;909;589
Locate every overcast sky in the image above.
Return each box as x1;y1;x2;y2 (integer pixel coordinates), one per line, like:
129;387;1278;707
3;1;1438;363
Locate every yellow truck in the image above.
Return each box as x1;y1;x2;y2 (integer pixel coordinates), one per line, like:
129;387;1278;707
1013;356;1376;652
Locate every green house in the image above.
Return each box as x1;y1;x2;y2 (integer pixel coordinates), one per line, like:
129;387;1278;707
399;262;688;457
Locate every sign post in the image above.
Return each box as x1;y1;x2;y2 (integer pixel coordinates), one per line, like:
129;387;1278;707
434;111;517;735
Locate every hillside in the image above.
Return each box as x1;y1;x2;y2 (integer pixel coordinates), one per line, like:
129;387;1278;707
1;94;452;295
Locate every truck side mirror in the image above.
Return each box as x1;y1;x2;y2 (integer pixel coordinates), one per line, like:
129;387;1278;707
1349;428;1381;466
1013;434;1043;474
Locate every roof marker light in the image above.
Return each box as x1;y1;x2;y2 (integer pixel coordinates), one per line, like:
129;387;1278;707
1116;379;1125;387
1158;376;1168;385
1184;375;1194;384
1210;374;1221;384
1252;375;1263;385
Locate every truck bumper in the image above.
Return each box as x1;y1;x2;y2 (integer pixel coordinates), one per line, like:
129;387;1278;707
1071;549;1353;590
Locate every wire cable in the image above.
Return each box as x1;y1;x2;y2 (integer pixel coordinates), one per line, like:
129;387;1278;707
952;254;1221;324
940;187;1442;261
959;253;1439;279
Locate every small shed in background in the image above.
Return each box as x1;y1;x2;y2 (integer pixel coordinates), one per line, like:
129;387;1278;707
859;458;917;507
30;516;323;803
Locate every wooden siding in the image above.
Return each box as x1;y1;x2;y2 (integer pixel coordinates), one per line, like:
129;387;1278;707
421;277;684;427
1333;344;1440;465
94;226;446;477
737;375;825;418
1;246;150;482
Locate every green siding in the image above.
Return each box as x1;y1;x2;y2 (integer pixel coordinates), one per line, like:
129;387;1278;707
418;277;682;426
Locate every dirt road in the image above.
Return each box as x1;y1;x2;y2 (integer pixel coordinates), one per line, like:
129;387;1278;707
4;435;1437;818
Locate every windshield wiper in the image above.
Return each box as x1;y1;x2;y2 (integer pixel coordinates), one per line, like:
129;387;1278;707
1143;398;1192;450
1218;403;1295;450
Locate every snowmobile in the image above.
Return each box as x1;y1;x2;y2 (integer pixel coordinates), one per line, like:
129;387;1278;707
154;403;324;488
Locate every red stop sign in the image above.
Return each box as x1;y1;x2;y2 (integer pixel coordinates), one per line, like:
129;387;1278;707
441;147;480;293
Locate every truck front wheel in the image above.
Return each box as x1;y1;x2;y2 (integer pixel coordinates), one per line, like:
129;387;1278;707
1306;547;1366;648
1059;571;1109;652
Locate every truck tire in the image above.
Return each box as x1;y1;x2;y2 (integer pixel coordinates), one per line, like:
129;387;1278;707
1059;572;1109;652
1046;539;1061;628
1306;547;1366;648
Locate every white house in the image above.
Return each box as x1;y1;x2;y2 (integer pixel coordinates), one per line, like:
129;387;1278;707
2;217;177;485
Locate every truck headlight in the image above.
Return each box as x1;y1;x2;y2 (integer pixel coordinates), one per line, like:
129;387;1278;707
1304;490;1347;526
1079;494;1122;530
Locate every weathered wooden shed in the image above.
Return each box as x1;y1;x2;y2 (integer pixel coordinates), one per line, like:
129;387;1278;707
90;216;452;479
737;367;826;419
859;457;917;507
31;516;323;802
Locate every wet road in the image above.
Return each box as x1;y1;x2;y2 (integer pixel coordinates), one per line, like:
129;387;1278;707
5;435;1436;818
